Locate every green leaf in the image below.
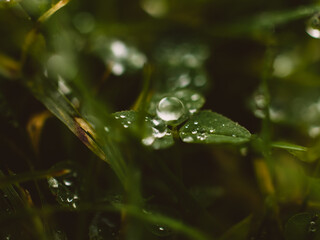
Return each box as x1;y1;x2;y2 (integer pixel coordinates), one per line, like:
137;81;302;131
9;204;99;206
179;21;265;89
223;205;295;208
179;110;251;144
271;141;307;152
284;212;320;240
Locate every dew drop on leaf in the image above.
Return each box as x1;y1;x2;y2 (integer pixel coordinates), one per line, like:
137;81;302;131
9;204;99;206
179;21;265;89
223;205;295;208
143;204;178;237
306;12;320;39
156;97;186;122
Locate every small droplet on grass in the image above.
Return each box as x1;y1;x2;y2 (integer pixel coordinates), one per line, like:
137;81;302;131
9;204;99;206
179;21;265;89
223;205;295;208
47;162;82;209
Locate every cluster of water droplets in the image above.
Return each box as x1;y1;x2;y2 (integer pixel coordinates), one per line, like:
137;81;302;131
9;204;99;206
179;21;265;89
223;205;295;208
258;81;320;138
180;120;214;143
309;214;319;233
113;111;135;129
93;37;147;76
251;90;268;119
112;110;174;149
47;163;82;209
154;40;210;91
141;116;173;149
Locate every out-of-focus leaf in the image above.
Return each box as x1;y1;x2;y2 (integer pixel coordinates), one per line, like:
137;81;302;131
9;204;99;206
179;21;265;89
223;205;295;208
271;141;307;151
179;110;251;144
0;54;20;79
26;110;51;153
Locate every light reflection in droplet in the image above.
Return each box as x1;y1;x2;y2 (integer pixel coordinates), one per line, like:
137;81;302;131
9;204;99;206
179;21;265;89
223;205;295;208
156;97;186;122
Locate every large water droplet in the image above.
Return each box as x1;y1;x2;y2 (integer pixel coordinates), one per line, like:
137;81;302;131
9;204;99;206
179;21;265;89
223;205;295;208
306;13;320;39
156;97;186;122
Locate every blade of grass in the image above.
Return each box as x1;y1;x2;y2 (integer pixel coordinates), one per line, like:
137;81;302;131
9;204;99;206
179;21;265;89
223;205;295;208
20;0;71;67
0;203;212;240
0;168;71;188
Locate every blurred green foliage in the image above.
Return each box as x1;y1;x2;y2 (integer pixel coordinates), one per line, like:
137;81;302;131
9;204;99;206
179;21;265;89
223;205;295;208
2;0;320;239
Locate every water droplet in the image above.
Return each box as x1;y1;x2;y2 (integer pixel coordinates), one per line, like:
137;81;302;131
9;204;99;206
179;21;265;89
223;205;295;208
111;62;125;76
309;220;317;232
143;204;177;237
4;234;12;240
142;117;173;149
110;40;128;58
273;54;296;78
123;124;129;128
58;76;71;95
177;73;191;88
309;126;320;138
192;130;197;134
191;93;200;101
142;136;155;146
104;126;110;132
209;129;215;133
48;177;59;188
151;118;167;138
156;97;186;122
307;13;320;39
194;121;199;125
63;179;72;186
182;136;194;142
194;74;207;87
251;91;268;119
